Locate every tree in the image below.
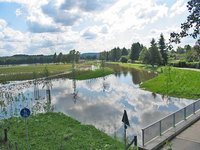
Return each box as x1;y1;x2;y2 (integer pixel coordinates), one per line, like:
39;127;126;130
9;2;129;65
56;52;63;63
69;50;80;63
139;47;150;64
53;53;57;63
158;34;168;65
130;42;143;62
99;51;106;60
120;56;128;63
170;0;200;43
184;44;192;52
149;38;162;67
110;47;121;61
176;46;185;54
121;47;129;56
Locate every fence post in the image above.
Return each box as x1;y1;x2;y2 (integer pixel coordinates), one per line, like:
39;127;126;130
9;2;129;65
134;136;137;147
142;129;144;147
4;128;7;142
173;113;175;127
193;102;196;114
159;121;162;136
184;107;187;120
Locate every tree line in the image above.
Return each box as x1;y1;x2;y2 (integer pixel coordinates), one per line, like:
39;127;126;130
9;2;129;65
99;34;170;67
0;50;80;65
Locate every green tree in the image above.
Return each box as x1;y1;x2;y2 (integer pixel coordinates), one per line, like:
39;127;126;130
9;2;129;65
139;47;150;64
120;56;128;63
149;38;162;67
56;52;63;63
130;42;143;62
158;33;168;65
69;50;80;63
111;47;121;61
121;47;129;56
184;44;192;52
170;0;199;43
176;46;185;54
53;53;57;63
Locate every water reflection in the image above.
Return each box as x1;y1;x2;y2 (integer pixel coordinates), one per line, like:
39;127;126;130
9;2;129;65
108;64;156;84
0;68;194;144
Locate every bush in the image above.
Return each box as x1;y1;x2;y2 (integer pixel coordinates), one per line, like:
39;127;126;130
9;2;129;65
169;61;200;68
120;56;128;63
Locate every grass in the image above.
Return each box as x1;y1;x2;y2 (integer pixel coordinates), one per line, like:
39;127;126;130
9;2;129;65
0;64;71;74
0;112;124;150
0;63;113;83
0;64;72;83
107;62;159;72
67;68;114;80
140;67;200;99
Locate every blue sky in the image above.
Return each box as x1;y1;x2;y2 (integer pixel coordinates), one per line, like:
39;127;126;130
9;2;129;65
0;0;197;56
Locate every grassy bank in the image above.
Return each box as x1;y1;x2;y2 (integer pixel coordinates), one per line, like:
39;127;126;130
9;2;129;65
67;68;114;80
140;67;200;99
0;112;124;150
107;62;159;72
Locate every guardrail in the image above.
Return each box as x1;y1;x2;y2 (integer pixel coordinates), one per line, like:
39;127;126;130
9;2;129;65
141;99;200;146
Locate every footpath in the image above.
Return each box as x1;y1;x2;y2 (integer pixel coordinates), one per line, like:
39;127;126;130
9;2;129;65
161;119;200;150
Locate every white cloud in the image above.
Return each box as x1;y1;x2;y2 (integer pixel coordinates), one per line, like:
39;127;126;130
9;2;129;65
170;0;187;17
0;0;197;56
0;19;7;30
15;8;22;16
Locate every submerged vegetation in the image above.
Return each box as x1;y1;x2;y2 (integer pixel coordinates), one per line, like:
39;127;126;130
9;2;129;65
0;64;72;83
0;62;113;83
0;112;124;150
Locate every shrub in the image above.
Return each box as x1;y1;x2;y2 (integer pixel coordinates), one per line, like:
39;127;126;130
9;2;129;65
120;56;128;63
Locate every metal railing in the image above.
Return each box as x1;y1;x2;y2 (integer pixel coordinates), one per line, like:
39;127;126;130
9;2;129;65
141;99;200;146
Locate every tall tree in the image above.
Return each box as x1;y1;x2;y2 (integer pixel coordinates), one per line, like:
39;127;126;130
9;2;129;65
149;38;162;67
158;34;168;65
53;53;57;63
130;42;143;62
139;47;150;64
121;47;129;56
184;44;192;52
56;52;63;63
111;47;121;61
170;0;200;43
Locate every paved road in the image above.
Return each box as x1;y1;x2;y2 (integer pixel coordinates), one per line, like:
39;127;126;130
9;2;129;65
161;119;200;150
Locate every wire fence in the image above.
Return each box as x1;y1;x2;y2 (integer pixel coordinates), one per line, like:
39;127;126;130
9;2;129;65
141;99;200;146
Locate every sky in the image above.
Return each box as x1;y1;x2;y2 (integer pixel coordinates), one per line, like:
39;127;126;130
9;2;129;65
0;0;197;56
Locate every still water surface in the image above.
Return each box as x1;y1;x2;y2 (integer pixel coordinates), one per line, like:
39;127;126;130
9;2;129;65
0;66;194;144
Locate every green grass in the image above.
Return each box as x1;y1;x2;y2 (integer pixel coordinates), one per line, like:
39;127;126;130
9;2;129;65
0;64;72;83
68;68;114;80
0;64;71;74
0;63;114;83
140;67;200;99
0;112;124;150
107;62;160;72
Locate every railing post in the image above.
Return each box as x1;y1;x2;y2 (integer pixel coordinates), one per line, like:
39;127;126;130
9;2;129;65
142;129;144;147
193;102;196;114
173;113;175;127
184;107;187;120
159;121;162;136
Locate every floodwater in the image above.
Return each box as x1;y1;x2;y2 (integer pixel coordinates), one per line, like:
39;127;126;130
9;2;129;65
0;65;194;144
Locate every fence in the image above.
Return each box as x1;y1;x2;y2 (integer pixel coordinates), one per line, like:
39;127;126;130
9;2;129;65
141;99;200;146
